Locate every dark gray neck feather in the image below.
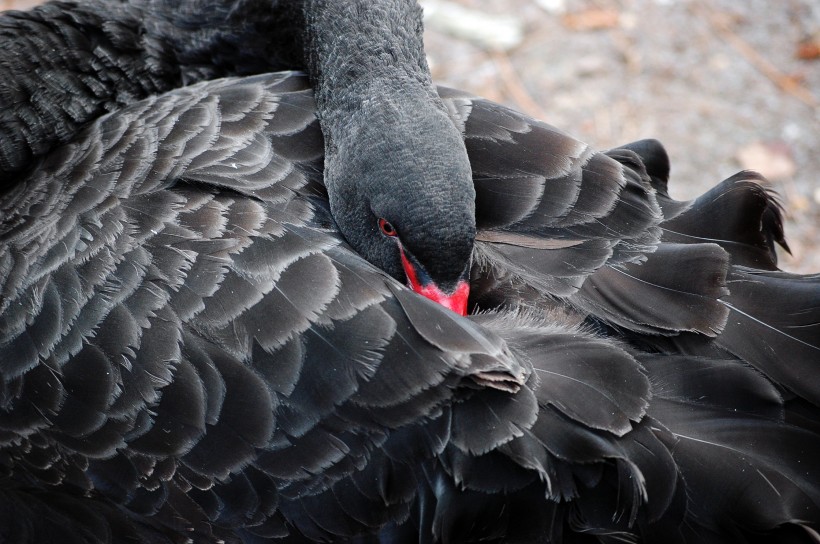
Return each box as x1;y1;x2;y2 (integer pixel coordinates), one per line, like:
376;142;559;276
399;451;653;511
302;0;442;127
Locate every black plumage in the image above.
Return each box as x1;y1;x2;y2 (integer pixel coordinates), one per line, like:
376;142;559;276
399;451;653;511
0;0;305;182
1;1;819;543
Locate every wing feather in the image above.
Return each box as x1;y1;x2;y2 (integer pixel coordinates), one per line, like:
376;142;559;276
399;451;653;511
2;61;818;544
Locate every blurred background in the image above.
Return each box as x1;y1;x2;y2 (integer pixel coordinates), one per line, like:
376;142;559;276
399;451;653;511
4;0;819;272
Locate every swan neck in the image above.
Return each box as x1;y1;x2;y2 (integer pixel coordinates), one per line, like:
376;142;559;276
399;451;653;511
302;0;439;119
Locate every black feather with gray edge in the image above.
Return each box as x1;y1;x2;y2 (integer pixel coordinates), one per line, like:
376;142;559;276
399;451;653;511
0;0;308;182
610;140;820;407
2;69;819;543
1;1;819;543
1;73;523;541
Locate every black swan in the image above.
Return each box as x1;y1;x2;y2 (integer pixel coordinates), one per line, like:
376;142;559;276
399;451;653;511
1;1;819;543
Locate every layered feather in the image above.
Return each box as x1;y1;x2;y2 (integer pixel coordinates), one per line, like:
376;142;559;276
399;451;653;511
0;53;818;544
1;73;534;541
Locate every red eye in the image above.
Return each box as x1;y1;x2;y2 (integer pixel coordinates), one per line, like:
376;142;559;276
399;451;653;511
378;218;397;237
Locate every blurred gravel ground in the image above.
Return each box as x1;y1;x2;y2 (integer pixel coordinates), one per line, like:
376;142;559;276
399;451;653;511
3;0;818;272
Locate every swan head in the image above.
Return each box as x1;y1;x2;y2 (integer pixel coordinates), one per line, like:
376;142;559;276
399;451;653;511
323;92;475;315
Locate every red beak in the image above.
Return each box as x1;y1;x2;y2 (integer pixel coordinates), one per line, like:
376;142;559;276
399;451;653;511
399;250;470;316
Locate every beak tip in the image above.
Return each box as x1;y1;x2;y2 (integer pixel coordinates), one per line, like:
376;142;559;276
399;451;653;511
414;280;470;316
399;250;470;315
